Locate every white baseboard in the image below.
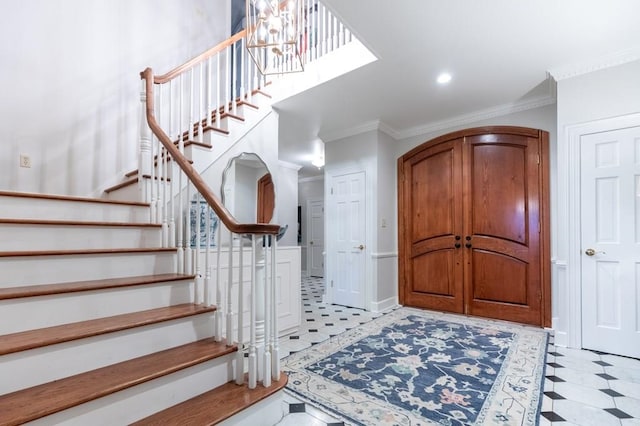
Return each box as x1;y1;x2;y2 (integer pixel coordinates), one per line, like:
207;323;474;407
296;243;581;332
370;297;399;313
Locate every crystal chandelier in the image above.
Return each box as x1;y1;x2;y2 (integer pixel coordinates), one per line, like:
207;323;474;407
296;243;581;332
246;0;304;75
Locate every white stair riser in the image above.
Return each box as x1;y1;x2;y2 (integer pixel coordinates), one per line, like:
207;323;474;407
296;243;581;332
0;224;162;251
0;280;194;334
0;195;150;223
1;313;215;395
219;391;285;426
27;355;236;426
0;251;177;286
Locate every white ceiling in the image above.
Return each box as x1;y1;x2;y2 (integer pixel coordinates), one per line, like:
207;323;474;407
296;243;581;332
274;0;640;177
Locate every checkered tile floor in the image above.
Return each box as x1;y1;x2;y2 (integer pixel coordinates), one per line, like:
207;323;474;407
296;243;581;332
276;276;640;426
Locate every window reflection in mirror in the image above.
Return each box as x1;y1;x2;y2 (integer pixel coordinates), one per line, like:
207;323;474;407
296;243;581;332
221;152;275;224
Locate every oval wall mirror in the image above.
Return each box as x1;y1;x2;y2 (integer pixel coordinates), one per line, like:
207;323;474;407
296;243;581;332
221;152;275;224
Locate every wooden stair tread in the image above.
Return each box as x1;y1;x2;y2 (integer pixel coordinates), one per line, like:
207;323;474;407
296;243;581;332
0;247;176;258
131;374;288;426
0;338;236;426
0;303;214;355
0;273;195;300
0;218;160;227
0;190;148;207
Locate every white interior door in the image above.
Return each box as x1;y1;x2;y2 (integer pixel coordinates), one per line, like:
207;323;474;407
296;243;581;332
307;199;324;277
580;125;640;358
329;171;366;309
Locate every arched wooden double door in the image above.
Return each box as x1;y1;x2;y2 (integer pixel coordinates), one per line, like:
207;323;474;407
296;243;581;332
398;126;550;327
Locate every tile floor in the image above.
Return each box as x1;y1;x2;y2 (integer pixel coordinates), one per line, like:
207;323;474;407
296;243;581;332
275;276;640;425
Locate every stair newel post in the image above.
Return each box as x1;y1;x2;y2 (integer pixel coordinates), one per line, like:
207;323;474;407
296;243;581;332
226;229;235;346
194;193;204;304
214;224;223;341
248;235;257;389
235;235;245;384
184;182;193;275
162;146;169;247
253;236;267;385
138;78;153;206
262;235;272;388
271;236;280;380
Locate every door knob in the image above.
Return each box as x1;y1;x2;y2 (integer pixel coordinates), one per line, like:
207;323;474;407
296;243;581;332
455;243;461;248
354;244;364;250
465;243;472;248
585;248;605;256
310;241;314;245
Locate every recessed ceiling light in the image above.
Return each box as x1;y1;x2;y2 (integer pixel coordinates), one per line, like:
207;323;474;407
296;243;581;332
437;72;452;84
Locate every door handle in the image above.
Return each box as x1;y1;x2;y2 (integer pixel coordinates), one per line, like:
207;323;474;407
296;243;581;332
465;243;472;248
354;244;364;250
585;248;605;256
455;243;461;248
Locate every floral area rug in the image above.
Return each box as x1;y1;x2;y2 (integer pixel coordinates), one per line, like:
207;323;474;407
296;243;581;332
282;307;548;426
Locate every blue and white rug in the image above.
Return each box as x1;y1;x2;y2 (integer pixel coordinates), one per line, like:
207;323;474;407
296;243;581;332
283;307;548;426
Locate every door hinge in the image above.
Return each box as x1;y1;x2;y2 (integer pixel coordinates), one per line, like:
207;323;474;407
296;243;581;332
330;187;334;195
536;154;540;165
330;280;333;288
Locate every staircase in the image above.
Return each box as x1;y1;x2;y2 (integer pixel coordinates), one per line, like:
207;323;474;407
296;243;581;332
0;191;286;425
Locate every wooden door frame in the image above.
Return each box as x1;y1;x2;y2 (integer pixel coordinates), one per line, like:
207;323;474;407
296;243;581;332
398;126;551;327
564;113;640;349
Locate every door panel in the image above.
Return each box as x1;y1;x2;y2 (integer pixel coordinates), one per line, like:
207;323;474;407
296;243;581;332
581;126;640;358
331;171;366;309
464;134;541;325
402;139;464;313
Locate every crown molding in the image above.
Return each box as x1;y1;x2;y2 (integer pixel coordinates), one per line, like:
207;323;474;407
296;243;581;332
319;84;556;143
298;175;324;183
321;119;401;143
278;159;302;171
397;94;556;140
547;47;640;81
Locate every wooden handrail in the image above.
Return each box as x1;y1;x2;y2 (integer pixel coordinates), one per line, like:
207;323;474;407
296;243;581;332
141;68;279;236
153;30;247;84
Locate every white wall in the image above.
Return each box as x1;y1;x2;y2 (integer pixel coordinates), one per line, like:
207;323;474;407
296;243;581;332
1;0;230;197
554;59;640;347
276;161;301;247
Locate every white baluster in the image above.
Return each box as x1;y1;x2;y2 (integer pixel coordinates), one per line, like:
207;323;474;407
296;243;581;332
204;203;211;306
236;236;245;384
188;69;195;141
184;183;192;275
168;81;175;248
232;41;237;116
225;46;231;115
206;57;213;129
176;76;185;273
226;229;235;345
248;235;257;389
194;193;203;304
216;54;221;126
215;224;223;342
